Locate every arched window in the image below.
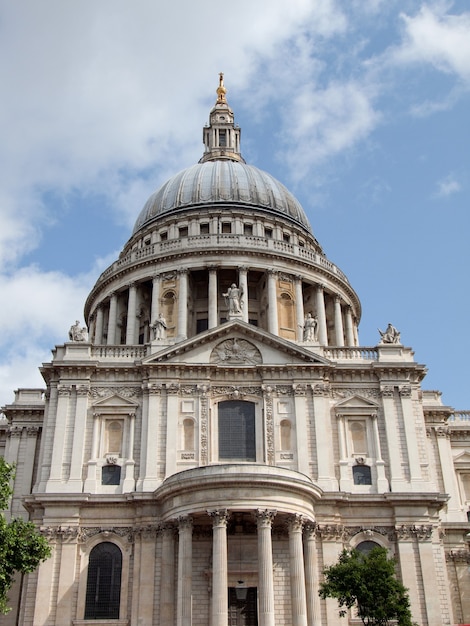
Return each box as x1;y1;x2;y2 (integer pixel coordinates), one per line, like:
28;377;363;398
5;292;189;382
353;464;372;485
280;419;292;451
162;291;176;337
356;540;381;554
85;542;122;619
279;292;294;330
218;400;255;461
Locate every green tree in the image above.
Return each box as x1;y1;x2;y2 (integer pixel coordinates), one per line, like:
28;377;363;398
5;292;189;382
0;457;51;614
319;546;415;626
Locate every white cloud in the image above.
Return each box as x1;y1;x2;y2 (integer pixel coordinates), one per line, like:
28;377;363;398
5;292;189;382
434;174;462;197
394;5;470;83
280;81;379;181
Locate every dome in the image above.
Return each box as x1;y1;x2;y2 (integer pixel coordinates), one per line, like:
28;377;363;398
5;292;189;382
132;160;313;235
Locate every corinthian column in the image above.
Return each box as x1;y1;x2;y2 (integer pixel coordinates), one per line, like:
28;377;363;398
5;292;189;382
238;267;249;323
151;274;161;325
304;523;322;626
208;267;218;328
334;297;344;346
295;276;305;341
345;306;354;346
209;509;230;626
126;282;137;344
107;292;118;344
160;524;176;625
256;509;276;626
177;516;193;626
267;270;278;335
288;515;308;626
95;305;104;344
315;285;328;346
177;269;188;340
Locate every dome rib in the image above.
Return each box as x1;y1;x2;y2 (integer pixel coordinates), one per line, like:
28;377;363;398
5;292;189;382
133;161;312;235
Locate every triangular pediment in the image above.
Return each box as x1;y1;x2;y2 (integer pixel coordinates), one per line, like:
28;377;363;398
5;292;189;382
334;395;379;414
142;320;330;367
91;393;139;409
453;451;470;466
335;395;378;410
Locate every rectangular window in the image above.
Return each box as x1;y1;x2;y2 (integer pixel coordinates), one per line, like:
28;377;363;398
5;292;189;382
228;587;258;625
219;130;227;147
222;222;232;234
179;226;188;238
244;224;253;236
200;223;210;234
219;401;256;461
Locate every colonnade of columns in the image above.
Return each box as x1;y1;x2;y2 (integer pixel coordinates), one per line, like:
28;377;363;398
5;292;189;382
89;266;358;348
162;510;322;626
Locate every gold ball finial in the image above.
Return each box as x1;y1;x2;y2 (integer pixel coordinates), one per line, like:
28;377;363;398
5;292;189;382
216;72;227;104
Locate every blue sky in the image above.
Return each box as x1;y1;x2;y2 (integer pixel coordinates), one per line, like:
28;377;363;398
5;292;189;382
0;0;469;410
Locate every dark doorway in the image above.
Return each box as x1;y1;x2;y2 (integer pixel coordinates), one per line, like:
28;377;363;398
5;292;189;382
228;587;258;625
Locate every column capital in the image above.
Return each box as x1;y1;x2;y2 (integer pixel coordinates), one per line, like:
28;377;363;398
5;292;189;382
208;509;230;527
303;521;318;538
58;385;72;397
287;514;305;533
255;509;277;529
178;515;193;531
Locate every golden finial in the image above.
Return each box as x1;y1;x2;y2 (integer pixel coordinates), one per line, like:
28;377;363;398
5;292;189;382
216;72;227;104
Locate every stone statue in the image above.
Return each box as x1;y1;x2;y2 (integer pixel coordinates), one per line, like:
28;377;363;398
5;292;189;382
223;283;243;315
379;323;401;344
303;313;317;341
68;320;88;342
152;313;167;340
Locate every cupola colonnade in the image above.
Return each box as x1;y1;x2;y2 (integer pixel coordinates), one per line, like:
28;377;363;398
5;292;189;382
88;264;359;348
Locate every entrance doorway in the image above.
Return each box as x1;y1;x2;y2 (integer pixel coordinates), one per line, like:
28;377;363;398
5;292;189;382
228;587;258;625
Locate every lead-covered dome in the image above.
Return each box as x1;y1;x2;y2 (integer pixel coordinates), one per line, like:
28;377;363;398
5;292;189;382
132;160;312;235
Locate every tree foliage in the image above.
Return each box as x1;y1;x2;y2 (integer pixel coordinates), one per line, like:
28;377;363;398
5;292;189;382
319;546;415;626
0;457;51;614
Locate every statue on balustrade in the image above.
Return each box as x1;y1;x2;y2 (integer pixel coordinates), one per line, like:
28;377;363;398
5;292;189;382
152;313;167;340
68;320;89;342
223;283;243;316
378;323;401;344
303;313;318;341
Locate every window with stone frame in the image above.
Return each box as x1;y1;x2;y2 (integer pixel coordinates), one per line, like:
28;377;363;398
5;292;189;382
353;464;372;485
85;542;122;619
218;400;256;461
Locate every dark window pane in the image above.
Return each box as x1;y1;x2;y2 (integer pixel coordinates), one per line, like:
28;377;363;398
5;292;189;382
85;542;122;619
228;587;258;625
356;540;380;554
353;465;372;485
219;401;255;461
102;465;121;485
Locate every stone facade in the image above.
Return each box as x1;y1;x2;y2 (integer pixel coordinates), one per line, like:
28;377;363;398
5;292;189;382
1;75;470;626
